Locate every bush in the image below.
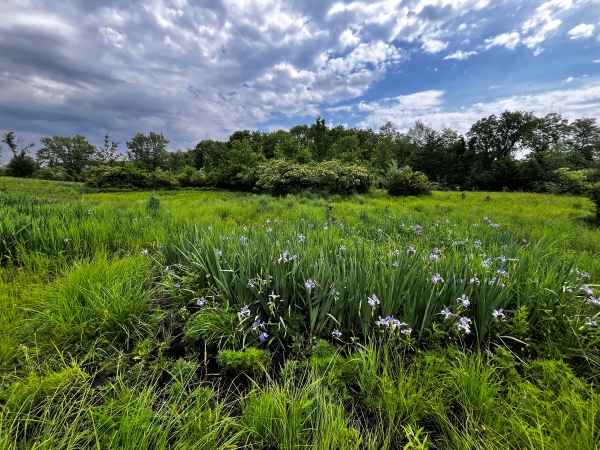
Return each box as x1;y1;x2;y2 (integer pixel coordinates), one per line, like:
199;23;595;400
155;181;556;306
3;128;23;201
35;166;73;181
587;182;600;221
6;155;37;178
83;163;149;189
217;348;271;374
255;159;372;195
384;164;432;196
147;168;179;188
553;167;589;195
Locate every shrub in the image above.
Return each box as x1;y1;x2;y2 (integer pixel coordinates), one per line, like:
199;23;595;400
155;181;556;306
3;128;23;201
553;167;589;195
587;182;600;221
147;168;179;188
35;166;73;181
6;155;37;178
83;163;149;189
255;159;372;195
217;348;271;374
384;164;432;196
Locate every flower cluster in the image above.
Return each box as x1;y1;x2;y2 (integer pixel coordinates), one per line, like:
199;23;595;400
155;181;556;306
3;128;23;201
375;315;411;334
277;250;298;264
456;316;472;334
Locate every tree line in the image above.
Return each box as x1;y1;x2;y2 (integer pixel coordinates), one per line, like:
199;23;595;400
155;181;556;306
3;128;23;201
1;110;599;195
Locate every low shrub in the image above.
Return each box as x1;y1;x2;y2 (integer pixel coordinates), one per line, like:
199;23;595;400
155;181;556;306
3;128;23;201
384;164;432;196
217;348;271;374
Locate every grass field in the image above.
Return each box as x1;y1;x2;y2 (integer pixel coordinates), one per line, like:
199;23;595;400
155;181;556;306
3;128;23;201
0;175;599;449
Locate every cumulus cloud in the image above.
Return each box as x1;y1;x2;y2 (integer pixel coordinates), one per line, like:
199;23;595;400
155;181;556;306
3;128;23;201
521;0;572;54
0;0;598;149
484;32;521;50
568;23;595;39
335;82;600;134
443;50;477;60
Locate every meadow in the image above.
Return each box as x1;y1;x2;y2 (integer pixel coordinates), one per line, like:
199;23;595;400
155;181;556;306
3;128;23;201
0;176;599;449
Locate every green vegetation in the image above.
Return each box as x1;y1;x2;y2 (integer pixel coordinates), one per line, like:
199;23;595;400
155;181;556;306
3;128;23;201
0;176;599;449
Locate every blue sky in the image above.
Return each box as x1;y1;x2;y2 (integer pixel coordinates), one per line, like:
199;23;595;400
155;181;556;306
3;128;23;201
1;0;599;153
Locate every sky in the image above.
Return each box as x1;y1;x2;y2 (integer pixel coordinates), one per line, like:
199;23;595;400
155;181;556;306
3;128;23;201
1;0;600;154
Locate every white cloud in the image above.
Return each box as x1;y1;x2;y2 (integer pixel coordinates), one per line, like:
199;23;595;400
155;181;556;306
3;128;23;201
565;76;574;82
521;0;572;53
341;82;600;134
444;50;477;60
567;23;595;39
421;38;448;53
484;32;521;50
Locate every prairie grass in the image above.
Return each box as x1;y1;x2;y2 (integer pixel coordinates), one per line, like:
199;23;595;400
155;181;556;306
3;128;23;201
1;176;599;449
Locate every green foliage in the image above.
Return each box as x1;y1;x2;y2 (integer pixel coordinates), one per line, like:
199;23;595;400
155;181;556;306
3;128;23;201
384;164;432;196
6;154;37;178
554;167;589;195
126;131;170;171
255;159;372;195
587;182;600;221
26;256;156;357
216;348;271;374
84;163;149;188
37;135;96;177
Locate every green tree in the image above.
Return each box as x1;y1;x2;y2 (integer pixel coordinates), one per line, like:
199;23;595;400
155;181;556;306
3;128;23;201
2;132;37;177
467;110;537;170
126;132;169;170
96;133;122;166
37;135;96;176
566;118;600;165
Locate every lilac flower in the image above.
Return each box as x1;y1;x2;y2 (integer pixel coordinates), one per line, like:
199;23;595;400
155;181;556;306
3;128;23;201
411;225;422;235
474;240;482;249
206;273;211;279
492;308;505;320
259;332;268;342
269;291;280;301
428;252;441;261
585;318;597;327
299;233;306;243
392;261;399;268
215;249;222;257
375;315;407;331
456;316;472;334
196;297;207;307
401;328;412;335
587;296;600;307
481;258;492;268
247;279;256;288
267;227;273;233
407;246;416;255
240;305;251;317
64;238;71;243
339;245;346;251
87;210;93;215
431;273;444;284
367;294;380;307
440;308;455;320
251;319;263;331
456;294;470;308
324;224;329;230
305;279;316;292
576;268;591;281
141;248;149;255
496;268;509;277
468;277;480;285
332;328;342;338
174;282;181;289
581;286;594;296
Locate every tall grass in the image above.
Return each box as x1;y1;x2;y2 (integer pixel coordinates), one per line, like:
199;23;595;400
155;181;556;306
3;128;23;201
1;177;599;449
